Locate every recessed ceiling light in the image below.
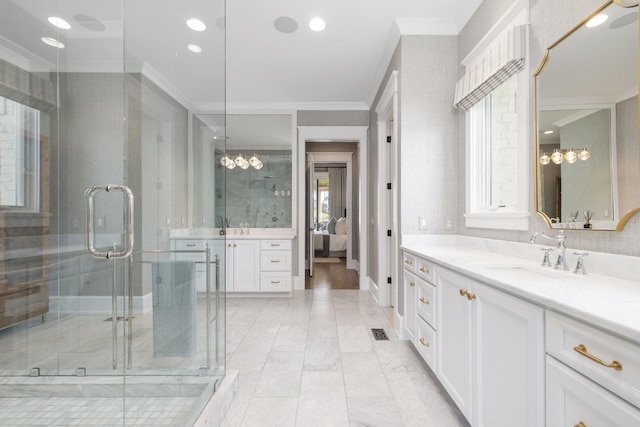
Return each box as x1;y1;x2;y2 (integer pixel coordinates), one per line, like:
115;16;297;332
187;18;207;31
586;14;608;28
309;17;326;32
188;44;202;53
274;16;298;34
41;37;65;49
48;16;71;30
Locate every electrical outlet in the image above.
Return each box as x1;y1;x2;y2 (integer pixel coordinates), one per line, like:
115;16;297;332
419;216;428;230
444;218;453;231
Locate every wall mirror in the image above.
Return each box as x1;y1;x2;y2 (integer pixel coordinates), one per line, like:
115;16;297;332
534;0;639;230
193;113;294;229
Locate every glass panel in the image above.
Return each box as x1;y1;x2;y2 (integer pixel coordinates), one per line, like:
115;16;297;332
0;0;225;425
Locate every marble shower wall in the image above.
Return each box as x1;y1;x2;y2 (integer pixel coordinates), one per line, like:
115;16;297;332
225;153;292;228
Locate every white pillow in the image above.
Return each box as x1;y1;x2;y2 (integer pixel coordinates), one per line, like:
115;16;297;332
335;217;347;235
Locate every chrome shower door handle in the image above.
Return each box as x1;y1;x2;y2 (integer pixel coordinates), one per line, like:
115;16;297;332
84;184;134;259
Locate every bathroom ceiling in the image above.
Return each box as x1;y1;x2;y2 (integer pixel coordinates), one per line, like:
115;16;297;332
1;0;482;110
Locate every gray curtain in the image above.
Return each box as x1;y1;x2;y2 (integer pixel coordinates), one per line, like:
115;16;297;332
328;167;346;219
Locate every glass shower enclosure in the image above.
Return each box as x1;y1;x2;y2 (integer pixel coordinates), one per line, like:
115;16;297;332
0;1;226;425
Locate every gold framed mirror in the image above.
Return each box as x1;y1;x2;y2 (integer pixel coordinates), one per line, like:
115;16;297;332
534;0;640;230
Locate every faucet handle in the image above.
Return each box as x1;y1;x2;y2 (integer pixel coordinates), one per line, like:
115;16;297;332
573;252;589;275
540;248;553;267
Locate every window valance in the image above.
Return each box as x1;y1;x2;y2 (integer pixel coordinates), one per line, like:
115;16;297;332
454;25;526;111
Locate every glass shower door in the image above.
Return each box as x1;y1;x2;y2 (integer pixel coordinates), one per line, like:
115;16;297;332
0;0;226;425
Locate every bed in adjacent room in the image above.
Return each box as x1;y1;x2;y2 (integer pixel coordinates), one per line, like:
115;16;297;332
313;217;347;258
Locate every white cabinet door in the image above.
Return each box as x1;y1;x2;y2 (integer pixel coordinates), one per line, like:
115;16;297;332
436;268;473;422
473;282;544;427
227;240;259;292
547;356;640;427
403;270;417;341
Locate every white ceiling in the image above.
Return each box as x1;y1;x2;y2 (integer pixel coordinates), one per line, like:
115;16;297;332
1;0;482;111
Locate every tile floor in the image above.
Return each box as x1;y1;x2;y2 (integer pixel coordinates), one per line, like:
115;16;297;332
221;289;469;427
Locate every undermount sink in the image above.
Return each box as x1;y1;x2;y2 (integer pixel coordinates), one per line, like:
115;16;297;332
473;263;572;280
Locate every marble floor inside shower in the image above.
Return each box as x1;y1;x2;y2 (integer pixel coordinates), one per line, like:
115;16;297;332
0;296;225;427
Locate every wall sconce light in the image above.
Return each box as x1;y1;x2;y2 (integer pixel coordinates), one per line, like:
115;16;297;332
539;147;590;165
220;153;263;170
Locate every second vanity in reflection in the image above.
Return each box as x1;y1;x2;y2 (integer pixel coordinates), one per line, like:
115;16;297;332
170;229;295;294
401;235;640;427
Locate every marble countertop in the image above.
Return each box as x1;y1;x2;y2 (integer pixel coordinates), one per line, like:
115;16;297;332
401;238;640;346
170;228;296;240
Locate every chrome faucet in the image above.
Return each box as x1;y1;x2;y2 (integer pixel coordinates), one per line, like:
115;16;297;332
529;229;569;270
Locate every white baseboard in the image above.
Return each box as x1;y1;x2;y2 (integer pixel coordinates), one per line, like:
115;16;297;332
49;294;153;315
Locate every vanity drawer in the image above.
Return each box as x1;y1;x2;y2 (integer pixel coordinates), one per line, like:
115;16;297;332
260;272;291;292
416;279;435;328
546;356;640;426
260;251;291;271
416;316;436;370
415;258;434;283
261;240;291;251
546;311;640;408
173;239;206;251
402;252;416;273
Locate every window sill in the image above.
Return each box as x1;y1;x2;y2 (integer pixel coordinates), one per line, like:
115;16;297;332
464;211;530;230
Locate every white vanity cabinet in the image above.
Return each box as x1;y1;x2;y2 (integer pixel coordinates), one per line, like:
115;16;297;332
436;267;545;427
546;311;640;426
171;235;292;294
226;239;260;292
259;239;292;292
402;251;437;369
402;252;417;341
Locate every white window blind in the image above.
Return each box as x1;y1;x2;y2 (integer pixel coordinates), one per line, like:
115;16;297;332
454;25;526;111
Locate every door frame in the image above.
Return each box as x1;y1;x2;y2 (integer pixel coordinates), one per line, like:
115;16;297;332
295;126;368;291
375;71;399;310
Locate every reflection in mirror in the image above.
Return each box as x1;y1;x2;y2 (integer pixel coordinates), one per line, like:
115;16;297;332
535;0;639;230
193;114;293;229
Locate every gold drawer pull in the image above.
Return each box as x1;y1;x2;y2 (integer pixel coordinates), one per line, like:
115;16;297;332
459;289;468;297
419;297;429;305
409;281;415;287
419;338;430;347
574;423;586;427
573;344;622;371
271;259;280;263
271;280;280;284
186;243;196;247
270;243;280;247
404;259;413;265
419;267;429;273
466;293;476;301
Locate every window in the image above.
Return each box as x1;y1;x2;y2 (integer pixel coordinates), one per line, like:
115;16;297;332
0;96;41;212
457;4;530;230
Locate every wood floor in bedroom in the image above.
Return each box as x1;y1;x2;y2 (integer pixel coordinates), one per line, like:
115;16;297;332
305;258;359;290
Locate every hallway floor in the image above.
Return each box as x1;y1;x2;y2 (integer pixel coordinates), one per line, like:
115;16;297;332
221;290;468;427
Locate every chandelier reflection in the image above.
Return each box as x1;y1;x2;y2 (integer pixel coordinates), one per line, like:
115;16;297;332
539;147;590;165
220;153;263;170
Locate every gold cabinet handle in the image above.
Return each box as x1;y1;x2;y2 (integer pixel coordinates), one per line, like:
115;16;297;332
271;259;280;263
409;281;415;287
575;423;586;427
419;338;430;347
186;243;196;247
419;267;429;273
466;293;476;301
270;243;280;247
419;297;429;305
459;289;468;297
271;280;280;284
404;259;413;265
573;344;622;371
228;243;231;247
